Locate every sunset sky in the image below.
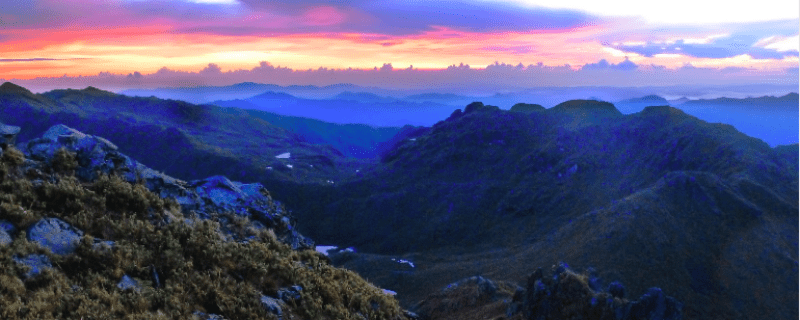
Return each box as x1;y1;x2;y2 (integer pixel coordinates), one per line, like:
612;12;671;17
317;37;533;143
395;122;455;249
0;0;798;90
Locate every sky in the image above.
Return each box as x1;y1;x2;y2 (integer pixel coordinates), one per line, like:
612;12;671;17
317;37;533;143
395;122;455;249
0;0;797;90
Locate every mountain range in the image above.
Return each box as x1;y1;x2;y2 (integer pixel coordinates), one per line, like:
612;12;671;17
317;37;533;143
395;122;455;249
285;101;798;319
0;82;797;319
615;93;799;146
212;92;455;127
120;82;798;107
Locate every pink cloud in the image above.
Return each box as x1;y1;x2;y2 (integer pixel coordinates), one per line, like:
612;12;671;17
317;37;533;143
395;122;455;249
302;6;346;26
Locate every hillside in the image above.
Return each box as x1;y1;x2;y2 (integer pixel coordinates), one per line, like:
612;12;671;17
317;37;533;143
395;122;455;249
0;122;412;320
211;100;411;159
0;83;377;188
288;101;798;319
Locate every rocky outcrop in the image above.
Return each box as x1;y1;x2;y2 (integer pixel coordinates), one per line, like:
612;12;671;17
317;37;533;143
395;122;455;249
414;276;520;320
0;220;13;246
0;122;20;147
14;123;313;250
27;217;84;255
13;254;53;279
508;264;683;320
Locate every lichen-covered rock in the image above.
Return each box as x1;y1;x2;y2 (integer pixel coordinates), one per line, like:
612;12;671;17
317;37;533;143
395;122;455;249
13;254;52;279
27;217;83;255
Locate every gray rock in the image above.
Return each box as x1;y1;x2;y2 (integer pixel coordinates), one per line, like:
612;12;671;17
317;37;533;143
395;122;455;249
91;239;115;255
0;228;11;247
566;164;578;176
443;275;499;299
0;219;15;233
0;219;13;247
192;311;226;320
624;287;683;320
515;265;683;320
609;281;625;298
260;295;283;318
0;122;21;146
22;124;135;181
27;218;83;255
277;285;303;303
117;275;141;292
13;254;52;279
403;310;420;320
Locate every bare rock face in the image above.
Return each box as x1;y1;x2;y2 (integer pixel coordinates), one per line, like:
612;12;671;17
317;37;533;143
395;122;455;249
16;124;313;250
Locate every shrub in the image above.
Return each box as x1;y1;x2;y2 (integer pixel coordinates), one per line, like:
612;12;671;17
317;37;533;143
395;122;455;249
0;147;405;319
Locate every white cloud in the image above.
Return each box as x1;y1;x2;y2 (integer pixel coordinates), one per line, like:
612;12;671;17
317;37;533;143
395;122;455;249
755;35;800;52
682;34;730;45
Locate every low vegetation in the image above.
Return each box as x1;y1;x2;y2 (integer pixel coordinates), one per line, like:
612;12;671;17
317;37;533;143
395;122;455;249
0;147;404;320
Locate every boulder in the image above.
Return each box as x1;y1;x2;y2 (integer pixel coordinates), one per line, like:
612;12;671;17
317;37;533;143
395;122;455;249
0;219;14;247
22;124;134;182
0;122;21;147
193;311;226;320
117;274;142;292
609;281;625;298
0;228;11;247
27;218;83;255
277;285;303;303
260;295;283;319
13;254;52;279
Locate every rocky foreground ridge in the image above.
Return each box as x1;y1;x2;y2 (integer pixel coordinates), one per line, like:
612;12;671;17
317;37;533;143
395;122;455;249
0;122;411;319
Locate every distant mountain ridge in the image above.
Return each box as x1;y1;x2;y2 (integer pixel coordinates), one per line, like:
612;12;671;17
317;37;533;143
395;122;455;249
615;95;670;114
675;92;798;146
213;93;455;127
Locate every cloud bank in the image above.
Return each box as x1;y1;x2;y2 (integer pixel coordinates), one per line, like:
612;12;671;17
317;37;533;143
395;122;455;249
3;60;796;93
